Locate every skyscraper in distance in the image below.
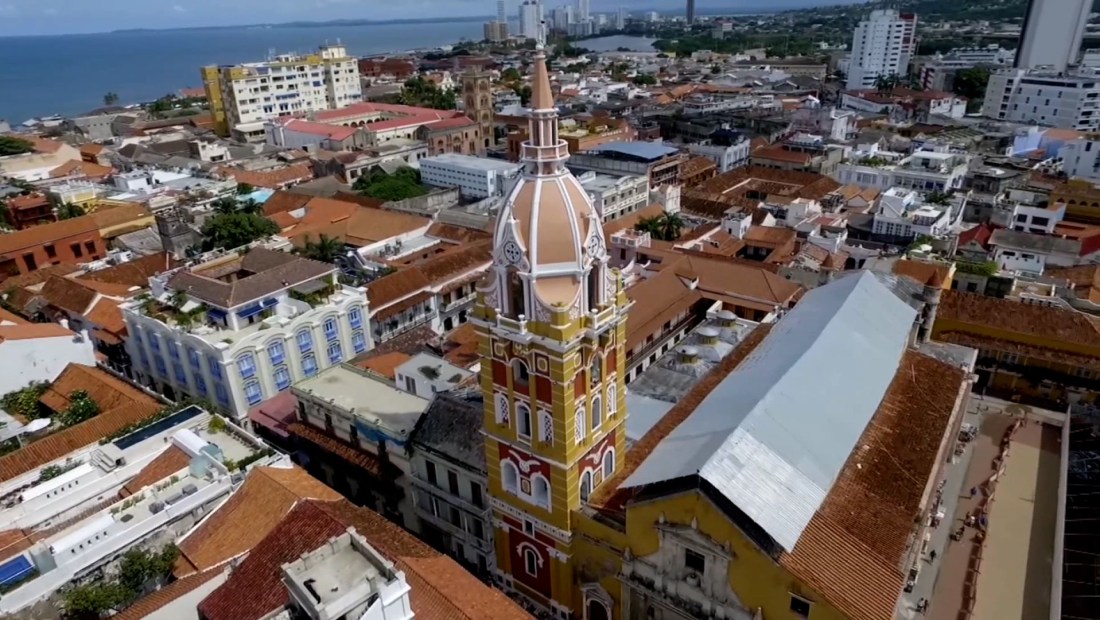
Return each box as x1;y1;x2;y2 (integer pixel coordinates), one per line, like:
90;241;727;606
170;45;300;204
497;0;506;25
686;0;695;24
1015;0;1090;72
577;0;590;23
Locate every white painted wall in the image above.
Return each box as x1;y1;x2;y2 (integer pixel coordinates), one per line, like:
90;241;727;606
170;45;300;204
0;335;97;397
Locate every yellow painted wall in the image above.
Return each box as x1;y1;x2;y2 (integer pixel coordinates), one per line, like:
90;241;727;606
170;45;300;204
572;511;630;614
626;493;850;620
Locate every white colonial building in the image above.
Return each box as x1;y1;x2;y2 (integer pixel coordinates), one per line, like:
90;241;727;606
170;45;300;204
836;147;970;194
123;247;371;419
419;153;522;199
982;69;1100;131
577;171;650;221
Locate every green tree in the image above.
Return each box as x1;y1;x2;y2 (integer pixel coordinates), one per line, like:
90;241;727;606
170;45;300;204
1;381;49;418
952;67;991;101
517;85;533;107
238;198;261;215
103;92;120;106
297;234;345;263
0;136;34;156
361;175;428;202
200;212;279;251
235;182;255;195
926;191;952;206
632;73;657;86
501;67;522;82
57;202;87;220
64;581;128;619
400;76;457;110
711;64;722;74
211;196;240;215
60;390;101;426
0;199;12;228
634;215;664;238
658;212;685;241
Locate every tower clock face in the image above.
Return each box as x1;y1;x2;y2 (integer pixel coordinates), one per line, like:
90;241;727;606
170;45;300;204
503;241;523;264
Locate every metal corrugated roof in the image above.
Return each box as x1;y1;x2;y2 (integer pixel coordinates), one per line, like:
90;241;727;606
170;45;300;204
589;141;680;160
622;271;917;551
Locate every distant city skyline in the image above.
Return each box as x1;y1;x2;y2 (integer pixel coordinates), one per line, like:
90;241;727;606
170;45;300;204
0;0;863;37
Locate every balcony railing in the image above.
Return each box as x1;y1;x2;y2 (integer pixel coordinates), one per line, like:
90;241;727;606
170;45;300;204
441;292;477;313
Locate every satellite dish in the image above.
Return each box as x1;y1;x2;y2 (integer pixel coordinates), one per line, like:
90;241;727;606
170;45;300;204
22;419;51;434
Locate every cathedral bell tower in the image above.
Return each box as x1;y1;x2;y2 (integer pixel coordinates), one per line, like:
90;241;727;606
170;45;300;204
473;38;630;620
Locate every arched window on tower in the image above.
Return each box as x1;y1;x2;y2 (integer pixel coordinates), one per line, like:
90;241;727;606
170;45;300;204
507;268;526;319
586;599;611;620
517;402;532;439
580;470;593;502
502;461;519;495
587;265;601;313
533;475;550;509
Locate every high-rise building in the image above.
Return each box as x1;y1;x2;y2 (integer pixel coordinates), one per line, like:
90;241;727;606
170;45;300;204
1015;0;1090;72
462;69;495;151
551;6;573;31
646;10;659;22
577;0;589;23
497;0;506;24
615;7;627;30
845;9;918;91
686;0;694;24
981;68;1100;131
519;0;543;39
202;44;361;139
484;20;509;42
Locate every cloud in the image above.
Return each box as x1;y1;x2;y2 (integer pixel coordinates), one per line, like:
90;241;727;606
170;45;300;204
172;4;185;11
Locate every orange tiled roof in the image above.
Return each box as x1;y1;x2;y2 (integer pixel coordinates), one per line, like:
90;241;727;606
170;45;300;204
0;323;75;343
38;363;157;416
0;215;100;257
0;394;160;482
79;252;178;289
120;445;190;497
939;290;1100;349
778;351;967;620
215;164;313;190
892;259;951;288
357;351;412;380
113;567;226;620
49;159;113;180
175;465;341;576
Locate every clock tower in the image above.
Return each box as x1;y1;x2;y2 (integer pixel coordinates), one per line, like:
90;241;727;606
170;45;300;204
473;43;630;619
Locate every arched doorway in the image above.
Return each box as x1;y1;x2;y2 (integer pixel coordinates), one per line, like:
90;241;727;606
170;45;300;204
586;599;610;620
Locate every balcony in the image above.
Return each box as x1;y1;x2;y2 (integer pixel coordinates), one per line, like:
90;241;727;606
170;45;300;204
441;291;477;314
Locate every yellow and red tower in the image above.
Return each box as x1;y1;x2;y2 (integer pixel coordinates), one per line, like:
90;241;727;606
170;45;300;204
473;42;630;619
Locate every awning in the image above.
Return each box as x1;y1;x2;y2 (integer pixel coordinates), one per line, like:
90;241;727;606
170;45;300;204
236;304;263;318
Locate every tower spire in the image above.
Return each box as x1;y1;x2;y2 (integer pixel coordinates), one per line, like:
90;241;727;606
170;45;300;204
524;27;567;173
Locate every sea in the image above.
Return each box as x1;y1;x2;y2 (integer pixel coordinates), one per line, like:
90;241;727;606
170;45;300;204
0;21;491;125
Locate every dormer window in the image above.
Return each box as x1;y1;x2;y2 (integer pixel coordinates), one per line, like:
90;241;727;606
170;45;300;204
684;548;705;575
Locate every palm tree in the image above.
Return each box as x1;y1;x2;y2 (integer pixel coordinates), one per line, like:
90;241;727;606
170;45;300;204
298;234;345;264
634;216;663;238
658;213;685;241
56;203;86;220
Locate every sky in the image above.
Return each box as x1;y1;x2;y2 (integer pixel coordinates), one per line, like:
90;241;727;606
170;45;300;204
0;0;858;37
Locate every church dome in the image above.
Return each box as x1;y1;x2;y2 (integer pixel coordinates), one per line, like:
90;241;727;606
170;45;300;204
490;44;609;315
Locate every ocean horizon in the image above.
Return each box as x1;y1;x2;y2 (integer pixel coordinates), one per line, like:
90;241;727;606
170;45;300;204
0;21;488;125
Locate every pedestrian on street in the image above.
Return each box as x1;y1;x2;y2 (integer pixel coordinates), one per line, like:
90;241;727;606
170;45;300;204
916;598;927;614
929;549;937;563
970;486;977;498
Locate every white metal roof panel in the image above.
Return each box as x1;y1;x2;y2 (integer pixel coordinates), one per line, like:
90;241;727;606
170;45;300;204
622;271;917;551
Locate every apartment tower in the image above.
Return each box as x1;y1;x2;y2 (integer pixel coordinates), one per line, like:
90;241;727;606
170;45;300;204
845;9;918;91
1015;0;1091;72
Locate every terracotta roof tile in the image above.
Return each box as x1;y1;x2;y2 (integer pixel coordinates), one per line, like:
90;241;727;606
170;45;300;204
0;323;76;342
282;198;430;247
38;363;156;416
175;465;341;576
88;203;152;232
366;269;432;310
892;259;951;288
49;159;113;180
357;351;412;380
120;445;190;497
939;290;1100;348
0;383;160;482
260;190;312;217
0;528;34;563
113;567;227;620
215;164;314;190
778;351;968;620
79;252;178;289
287;422;386;476
426;222;492;244
39;276;103;315
0;216;100;257
752;145;814;165
198;498;532;620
